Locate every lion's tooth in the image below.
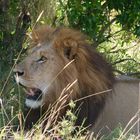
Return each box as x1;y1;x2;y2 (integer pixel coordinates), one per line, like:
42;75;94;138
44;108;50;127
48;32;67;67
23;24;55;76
29;89;34;95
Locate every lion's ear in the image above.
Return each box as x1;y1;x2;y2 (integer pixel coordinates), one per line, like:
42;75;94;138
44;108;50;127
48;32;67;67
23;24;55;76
63;39;78;60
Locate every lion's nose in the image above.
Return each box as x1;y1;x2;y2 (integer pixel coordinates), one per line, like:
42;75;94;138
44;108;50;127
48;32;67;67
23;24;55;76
13;65;24;76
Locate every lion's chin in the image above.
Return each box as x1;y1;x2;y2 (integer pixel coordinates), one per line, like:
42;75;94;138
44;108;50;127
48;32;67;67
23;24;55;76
24;88;43;109
25;98;43;109
19;83;43;108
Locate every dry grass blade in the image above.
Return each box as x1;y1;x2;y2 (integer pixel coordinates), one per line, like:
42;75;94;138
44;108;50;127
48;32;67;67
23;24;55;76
32;10;44;30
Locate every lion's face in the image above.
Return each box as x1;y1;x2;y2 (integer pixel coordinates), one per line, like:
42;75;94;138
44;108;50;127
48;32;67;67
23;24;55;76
14;42;72;109
13;26;114;111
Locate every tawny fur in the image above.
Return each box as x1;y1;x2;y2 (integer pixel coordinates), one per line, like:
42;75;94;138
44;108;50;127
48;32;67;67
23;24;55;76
31;26;114;99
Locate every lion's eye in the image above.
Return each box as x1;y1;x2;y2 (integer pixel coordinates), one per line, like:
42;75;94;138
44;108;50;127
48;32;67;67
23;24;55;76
37;56;47;63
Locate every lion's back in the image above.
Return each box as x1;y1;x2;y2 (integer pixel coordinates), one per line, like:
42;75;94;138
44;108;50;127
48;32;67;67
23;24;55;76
92;76;140;136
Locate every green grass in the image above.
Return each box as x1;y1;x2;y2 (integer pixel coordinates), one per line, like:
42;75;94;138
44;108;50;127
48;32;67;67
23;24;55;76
0;93;139;140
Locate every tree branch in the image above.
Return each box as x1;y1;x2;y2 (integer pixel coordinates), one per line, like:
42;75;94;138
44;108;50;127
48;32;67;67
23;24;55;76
114;70;140;77
93;18;117;47
112;58;138;65
114;69;125;75
98;18;117;37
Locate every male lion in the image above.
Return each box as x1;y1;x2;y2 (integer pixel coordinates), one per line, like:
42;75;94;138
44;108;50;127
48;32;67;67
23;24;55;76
14;26;140;136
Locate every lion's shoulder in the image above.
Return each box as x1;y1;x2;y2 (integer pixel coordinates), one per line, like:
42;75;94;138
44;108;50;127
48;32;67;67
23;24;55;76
116;75;139;81
92;76;140;135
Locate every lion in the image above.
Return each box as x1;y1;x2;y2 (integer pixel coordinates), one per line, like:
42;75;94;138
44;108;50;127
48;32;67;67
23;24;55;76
14;25;140;136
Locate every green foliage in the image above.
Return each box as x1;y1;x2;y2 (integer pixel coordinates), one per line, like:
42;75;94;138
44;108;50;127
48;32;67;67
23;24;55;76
0;0;22;66
103;124;138;140
107;0;140;36
58;0;108;43
0;0;28;128
57;101;78;139
98;31;140;76
58;0;140;39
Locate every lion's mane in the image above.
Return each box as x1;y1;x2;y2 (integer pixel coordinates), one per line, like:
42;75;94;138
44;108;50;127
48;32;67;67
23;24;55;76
26;26;115;127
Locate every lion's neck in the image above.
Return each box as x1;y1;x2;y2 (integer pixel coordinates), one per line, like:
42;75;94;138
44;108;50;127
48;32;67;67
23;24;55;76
75;90;112;127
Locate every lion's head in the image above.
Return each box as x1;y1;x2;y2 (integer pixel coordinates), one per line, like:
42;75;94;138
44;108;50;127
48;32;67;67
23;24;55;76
14;26;114;126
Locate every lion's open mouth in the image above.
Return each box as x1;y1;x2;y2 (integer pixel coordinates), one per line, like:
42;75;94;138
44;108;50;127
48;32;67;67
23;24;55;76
24;88;42;100
19;83;43;101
